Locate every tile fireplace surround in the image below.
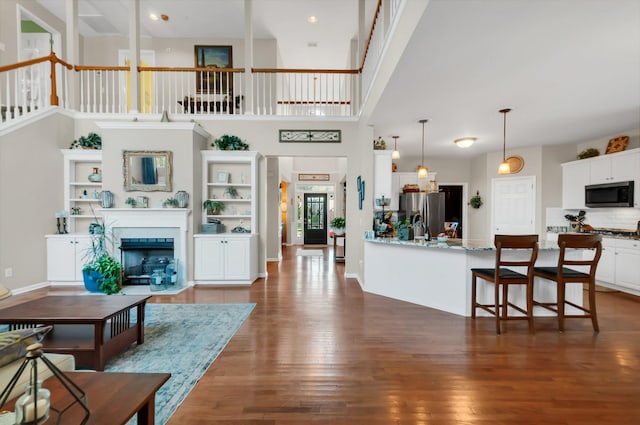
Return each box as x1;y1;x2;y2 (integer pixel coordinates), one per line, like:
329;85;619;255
100;208;191;289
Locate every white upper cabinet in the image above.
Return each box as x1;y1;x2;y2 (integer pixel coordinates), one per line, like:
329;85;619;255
561;160;589;209
589;150;638;184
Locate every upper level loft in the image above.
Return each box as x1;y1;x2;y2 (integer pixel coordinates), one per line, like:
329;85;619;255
1;0;406;127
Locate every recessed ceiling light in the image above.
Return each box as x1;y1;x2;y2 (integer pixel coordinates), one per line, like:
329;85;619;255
308;16;318;23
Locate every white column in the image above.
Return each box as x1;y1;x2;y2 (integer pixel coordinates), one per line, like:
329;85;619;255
243;0;254;114
128;0;140;114
65;0;79;110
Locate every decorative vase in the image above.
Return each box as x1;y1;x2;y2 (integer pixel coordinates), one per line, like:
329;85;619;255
150;269;167;291
175;191;189;208
99;190;114;208
88;167;102;183
333;228;345;236
15;380;50;424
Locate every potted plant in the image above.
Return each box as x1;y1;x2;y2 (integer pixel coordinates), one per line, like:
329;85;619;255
468;191;483;209
225;187;238;198
82;217;122;295
125;197;136;208
164;197;179;208
330;217;346;235
203;199;226;215
212;134;249;151
70;132;102;149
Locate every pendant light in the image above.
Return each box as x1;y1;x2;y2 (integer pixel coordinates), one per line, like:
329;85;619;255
391;136;400;159
417;119;428;179
498;108;512;174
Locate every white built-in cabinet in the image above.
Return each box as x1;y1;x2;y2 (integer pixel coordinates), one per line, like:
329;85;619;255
561;160;589;209
46;235;91;282
562;148;640;209
596;237;640;295
61;149;103;233
193;234;257;282
194;150;260;285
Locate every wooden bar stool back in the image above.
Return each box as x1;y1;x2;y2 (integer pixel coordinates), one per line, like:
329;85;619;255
533;233;602;332
471;234;539;334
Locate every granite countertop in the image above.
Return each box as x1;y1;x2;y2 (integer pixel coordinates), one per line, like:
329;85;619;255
365;238;560;251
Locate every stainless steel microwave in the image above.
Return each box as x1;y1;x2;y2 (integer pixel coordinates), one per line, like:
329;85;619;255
585;181;634;208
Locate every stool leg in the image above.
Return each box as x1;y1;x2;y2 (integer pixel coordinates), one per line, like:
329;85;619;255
557;281;566;332
527;280;534;332
588;280;599;332
495;281;502;335
471;274;477;319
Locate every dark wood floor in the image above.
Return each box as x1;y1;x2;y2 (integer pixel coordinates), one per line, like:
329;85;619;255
6;245;640;424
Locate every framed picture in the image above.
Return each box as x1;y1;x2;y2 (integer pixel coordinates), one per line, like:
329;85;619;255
217;171;230;183
194;45;233;94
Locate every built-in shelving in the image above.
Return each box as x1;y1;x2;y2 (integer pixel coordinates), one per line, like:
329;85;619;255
61;149;103;233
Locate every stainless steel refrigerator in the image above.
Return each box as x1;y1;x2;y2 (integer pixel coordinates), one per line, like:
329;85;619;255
399;192;445;238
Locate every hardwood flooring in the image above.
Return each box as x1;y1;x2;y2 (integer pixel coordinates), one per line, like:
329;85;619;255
5;245;640;424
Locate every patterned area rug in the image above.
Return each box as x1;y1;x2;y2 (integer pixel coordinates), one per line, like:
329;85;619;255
105;303;255;425
296;249;324;256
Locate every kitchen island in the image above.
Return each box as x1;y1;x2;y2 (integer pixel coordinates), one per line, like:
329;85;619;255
363;238;582;317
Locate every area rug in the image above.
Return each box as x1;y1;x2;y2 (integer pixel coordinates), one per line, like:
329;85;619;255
105;303;255;425
296;249;324;256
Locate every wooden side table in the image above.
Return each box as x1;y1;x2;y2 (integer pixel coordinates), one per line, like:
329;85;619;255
331;234;345;262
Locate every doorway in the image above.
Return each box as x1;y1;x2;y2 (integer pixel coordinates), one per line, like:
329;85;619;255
439;185;464;238
304;193;328;245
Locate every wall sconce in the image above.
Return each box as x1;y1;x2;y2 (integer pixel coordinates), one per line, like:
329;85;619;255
454;137;476;148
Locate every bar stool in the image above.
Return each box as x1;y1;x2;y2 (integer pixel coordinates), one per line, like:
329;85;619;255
533;233;602;332
471;234;539;334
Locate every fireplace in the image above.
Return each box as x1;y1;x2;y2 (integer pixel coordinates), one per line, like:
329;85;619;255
120;238;175;285
101;208;190;288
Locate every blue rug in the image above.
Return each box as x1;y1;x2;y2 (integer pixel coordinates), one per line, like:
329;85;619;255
105;303;255;425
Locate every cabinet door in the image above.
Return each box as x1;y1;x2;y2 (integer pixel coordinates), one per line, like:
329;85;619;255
194;237;225;280
610;154;638;182
224;238;251;280
614;240;640;292
595;239;615;284
588;157;610;184
373;151;393;208
47;237;78;281
74;236;92;280
562;161;589;209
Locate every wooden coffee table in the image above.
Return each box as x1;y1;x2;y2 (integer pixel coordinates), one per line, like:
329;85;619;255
2;371;170;425
0;295;150;371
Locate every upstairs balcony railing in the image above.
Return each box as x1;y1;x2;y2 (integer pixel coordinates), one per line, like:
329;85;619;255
1;0;403;125
1;55;360;124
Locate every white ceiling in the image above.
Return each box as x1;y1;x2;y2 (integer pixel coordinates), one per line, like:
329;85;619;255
33;0;640;160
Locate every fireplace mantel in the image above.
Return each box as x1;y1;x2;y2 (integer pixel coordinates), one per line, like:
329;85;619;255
100;208;191;231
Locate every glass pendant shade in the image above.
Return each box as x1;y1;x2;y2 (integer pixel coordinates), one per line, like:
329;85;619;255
417;119;428;179
391;136;400;159
497;108;512;174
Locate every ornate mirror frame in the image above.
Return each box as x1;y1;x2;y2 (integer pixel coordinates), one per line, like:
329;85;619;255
123;150;173;192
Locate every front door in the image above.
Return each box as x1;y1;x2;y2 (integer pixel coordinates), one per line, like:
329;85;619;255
304;193;327;245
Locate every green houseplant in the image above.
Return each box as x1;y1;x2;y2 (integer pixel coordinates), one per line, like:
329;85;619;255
212;134;249;151
70;132;102;149
330;217;346;235
203;199;226;215
164;197;179;207
468;191;483;209
82;217;122;295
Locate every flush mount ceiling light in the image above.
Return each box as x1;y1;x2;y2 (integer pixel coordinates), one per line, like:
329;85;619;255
308;15;318;23
149;13;169;21
391;135;400;159
454;137;476;148
417;119;429;179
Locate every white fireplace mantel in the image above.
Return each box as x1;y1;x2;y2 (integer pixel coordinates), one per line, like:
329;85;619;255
100;208;191;231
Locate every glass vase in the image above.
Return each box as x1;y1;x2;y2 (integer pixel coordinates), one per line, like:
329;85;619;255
15;381;50;424
88;167;102;183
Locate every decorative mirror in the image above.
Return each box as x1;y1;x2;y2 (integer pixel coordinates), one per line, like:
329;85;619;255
123;150;173;192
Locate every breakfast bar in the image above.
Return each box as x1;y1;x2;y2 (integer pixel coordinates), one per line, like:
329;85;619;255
363;238;582;317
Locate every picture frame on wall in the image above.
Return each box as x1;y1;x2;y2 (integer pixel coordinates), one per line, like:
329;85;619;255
194;45;233;94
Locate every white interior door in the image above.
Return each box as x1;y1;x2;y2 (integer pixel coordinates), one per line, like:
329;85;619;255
491;176;536;238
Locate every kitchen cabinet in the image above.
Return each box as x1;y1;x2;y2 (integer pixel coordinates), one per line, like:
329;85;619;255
596;237;640;295
193;234;257;284
46;234;92;282
561;160;589;209
589;151;638;185
373;151;396;210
